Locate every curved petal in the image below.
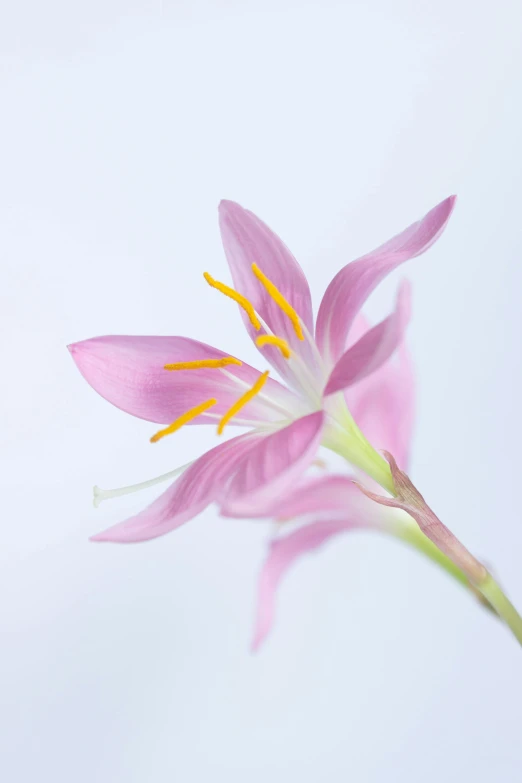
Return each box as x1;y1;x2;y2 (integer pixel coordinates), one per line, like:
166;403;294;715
324;280;411;395
220;411;325;518
68;335;299;425
253;516;372;651
272;474;361;518
345;312;371;347
91;432;263;543
316;196;456;364
345;332;415;471
218;200;317;382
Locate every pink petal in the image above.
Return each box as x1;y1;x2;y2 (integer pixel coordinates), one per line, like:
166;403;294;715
324;280;411;396
252;517;368;651
345;335;415;471
345;312;371;347
68;335;297;425
220;411;325;518
316;196;456;364
273;474;362;518
91;432;263;543
218;201;317;381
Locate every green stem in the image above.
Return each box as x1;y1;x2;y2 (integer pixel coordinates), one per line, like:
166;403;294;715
390;517;470;589
389;516;522;645
330;398;522;646
477;575;522;645
324;404;396;495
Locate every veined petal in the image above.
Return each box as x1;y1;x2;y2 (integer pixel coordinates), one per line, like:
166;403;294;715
324;280;411;396
253;513;378;652
68;335;298;425
316;196;456;364
91;432;263;543
345;331;415;471
218;201;318;381
220;411;325;518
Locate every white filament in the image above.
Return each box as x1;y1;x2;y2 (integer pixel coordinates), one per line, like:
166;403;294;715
199;410;281;429
299;318;328;376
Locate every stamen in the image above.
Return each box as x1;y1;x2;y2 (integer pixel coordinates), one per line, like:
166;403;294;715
164;357;242;371
251;263;304;341
256;334;291;359
217;371;269;435
203;272;261;330
150;398;217;443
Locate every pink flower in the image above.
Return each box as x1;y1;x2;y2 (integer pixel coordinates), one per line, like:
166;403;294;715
68;197;455;543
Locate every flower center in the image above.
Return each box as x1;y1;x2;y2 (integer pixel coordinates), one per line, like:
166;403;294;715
153;266;321;443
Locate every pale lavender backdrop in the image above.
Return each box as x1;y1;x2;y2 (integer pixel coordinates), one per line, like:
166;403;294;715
1;1;521;781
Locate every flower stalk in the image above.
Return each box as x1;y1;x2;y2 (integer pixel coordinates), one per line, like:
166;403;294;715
477;577;522;644
358;451;522;646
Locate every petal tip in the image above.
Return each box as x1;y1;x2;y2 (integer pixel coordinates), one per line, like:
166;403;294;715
438;194;457;221
67;341;88;368
89;534;105;542
67;339;92;360
218;199;242;216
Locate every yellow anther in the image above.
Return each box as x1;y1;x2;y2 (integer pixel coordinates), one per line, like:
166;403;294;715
164;357;242;371
251;263;304;341
256;334;291;359
203;272;261;331
217;371;269;435
150;398;217;443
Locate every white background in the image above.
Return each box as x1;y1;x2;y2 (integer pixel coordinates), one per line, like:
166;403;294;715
1;1;522;780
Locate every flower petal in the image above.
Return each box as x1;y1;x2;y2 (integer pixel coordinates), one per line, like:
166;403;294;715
316;196;456;364
68;335;299;425
253;516;371;651
220;411;325;518
218;201;317;382
345;332;415;471
273;474;362;518
91;432;263;543
324;280;411;396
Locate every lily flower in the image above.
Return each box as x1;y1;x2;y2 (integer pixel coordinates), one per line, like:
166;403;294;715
68;197;455;543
